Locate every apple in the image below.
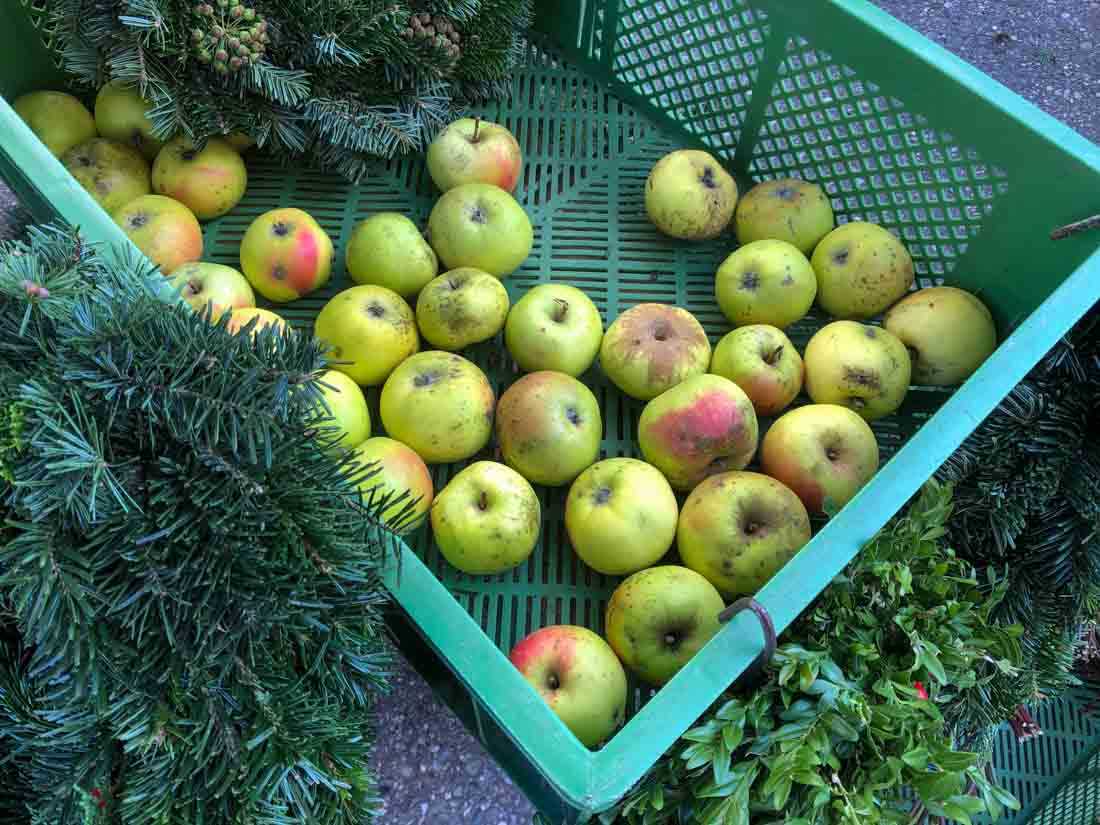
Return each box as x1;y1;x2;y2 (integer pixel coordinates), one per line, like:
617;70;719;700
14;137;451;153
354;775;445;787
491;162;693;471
735;178;836;255
714;239;817;329
312;369;371;451
223;132;254;152
431;460;540;574
168;262;255;321
803;320;911;421
415;268;510;352
151;136;248;220
509;625;627;749
113;195;203;275
426;117;523;193
599;303;711;401
638;374;759;492
94;80;163;160
239;208;334;303
352;436;434;534
226;307;288;336
496;371;601;486
811;222;915;320
61;138;150;214
564;457;678;576
313;285;419;387
677;471;811;596
710;325;803;417
427;183;533;277
12;90;97;158
505;284;603;377
379;351;495;463
605;566;725;685
345;213;439;299
883;286;997;386
759;404;879;515
645;149;738;240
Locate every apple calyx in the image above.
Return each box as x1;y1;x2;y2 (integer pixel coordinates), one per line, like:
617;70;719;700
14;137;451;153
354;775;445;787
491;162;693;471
699;167;717;189
128;213;149;229
551;298;569;323
468;205;488;225
546;672;560;690
186;279;203;296
593;486;611;505
271;221;291;237
181;147;199;162
825;446;840;461
741;271;760;291
663;630;681;650
832;247;850;265
762;345;784;366
744;520;761;536
651;321;670;342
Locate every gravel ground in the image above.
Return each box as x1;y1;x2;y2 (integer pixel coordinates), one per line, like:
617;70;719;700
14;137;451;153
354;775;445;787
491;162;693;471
0;3;1095;824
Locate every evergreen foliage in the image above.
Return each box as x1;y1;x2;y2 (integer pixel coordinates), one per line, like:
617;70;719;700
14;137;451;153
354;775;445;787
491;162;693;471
47;0;532;182
0;223;415;824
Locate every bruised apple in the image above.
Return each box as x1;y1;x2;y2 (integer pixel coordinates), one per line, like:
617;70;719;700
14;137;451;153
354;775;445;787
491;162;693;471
599;303;711;401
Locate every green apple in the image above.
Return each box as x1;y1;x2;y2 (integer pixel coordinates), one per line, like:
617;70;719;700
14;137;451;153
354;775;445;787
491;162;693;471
152;136;248;220
803;320;911;421
645;149;738;240
735;178;835;254
710;325;803;417
427;183;533;277
714;239;817;329
426;117;522;193
883;286;997;386
312;369;371;451
599;303;711;401
564;457;678;576
416;268;510;351
496;371;601;486
94;80;163;160
12;90;97;158
759;404;879;515
677;471;811;596
62;138;150;214
346;213;439;298
379;351;495;463
240;207;334;303
352;436;434;533
169;261;255;321
226;307;288;336
314;285;419;387
811;222;915;320
638;374;758;492
113;195;203;275
504;284;603;377
605;566;725;685
431;460;540;574
509;625;627;749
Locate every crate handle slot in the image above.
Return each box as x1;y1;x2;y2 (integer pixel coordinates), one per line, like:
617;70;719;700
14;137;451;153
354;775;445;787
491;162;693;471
717;597;776;691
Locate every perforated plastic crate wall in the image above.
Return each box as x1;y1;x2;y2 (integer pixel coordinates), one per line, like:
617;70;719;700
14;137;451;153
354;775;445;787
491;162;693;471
2;1;1100;822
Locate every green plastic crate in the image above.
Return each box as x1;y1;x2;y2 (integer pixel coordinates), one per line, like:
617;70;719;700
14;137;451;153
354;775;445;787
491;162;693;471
2;1;1100;822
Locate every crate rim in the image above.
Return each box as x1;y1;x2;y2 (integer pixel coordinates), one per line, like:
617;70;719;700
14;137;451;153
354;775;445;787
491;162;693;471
0;0;1098;817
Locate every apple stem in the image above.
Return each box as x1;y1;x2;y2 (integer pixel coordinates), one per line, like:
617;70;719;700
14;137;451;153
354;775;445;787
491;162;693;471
477;490;489;511
552;298;569;323
763;345;783;366
472;116;481;143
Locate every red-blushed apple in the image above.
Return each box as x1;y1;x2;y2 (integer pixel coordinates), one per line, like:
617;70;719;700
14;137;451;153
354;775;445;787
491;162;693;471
431;461;540;574
415;268;510;352
94;80;163;160
168;262;254;321
504;284;604;377
379;351;495;463
152;136;248;220
677;471;811;596
710;324;803;417
735;178;836;255
564;457;678;576
13;90;97;158
312;369;371;451
113;195;202;275
645;149;738;240
714;239;817;330
811;221;915;320
638;374;759;492
605;565;725;685
803;320;911;421
226;307;288;336
759;403;879;515
345;212;439;299
427;183;533;277
351;436;434;534
239;207;334;303
313;285;419;387
426;117;523;193
508;625;627;748
496;371;601;487
599;303;711;401
62;138;151;214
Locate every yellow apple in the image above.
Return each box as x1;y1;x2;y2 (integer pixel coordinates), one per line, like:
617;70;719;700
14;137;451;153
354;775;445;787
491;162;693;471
12;90;97;158
415;268;510;351
811;222;915;320
599;303;711;401
313;285;419;387
113;195;203;275
312;370;371;451
345;212;439;299
427;183;533;277
239;208;334;303
803;320;911;421
645;149;737;240
62;138;150;214
152;136;248;220
426;117;523;193
710;325;803;417
714;239;817;329
352;436;434;533
735;178;835;255
168;262;255;321
226;307;288;336
94;81;163;160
